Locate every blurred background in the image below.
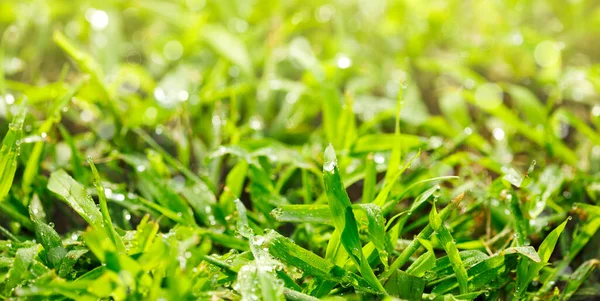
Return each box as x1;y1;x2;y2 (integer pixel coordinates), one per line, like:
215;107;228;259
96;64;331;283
1;0;599;131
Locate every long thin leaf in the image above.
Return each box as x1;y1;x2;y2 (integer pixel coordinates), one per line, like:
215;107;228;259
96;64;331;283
47;169;103;229
88;157;125;253
323;145;384;293
0;103;26;202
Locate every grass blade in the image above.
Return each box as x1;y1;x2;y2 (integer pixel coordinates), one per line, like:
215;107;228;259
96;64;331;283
87;157;125;253
362;153;376;203
383;269;425;299
430;203;469;294
560;259;599;301
0;103;26;203
47;169;103;229
29;200;65;268
259;229;377;293
515;218;568;298
381;192;465;282
323;145;385;293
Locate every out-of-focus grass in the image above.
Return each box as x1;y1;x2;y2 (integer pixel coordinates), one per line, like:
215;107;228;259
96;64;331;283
0;0;599;300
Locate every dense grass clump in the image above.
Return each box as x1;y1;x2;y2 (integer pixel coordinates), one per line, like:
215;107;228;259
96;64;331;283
1;0;599;300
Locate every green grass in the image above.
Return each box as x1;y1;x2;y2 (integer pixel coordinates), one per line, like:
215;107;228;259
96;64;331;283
1;0;600;300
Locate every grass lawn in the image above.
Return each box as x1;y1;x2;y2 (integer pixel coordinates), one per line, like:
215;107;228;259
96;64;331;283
0;0;599;300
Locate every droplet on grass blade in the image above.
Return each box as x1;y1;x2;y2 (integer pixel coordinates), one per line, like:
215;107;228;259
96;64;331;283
323;145;337;172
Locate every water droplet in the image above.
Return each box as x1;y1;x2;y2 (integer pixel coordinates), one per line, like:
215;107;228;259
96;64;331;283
4;94;15;105
592;105;600;117
324;145;337;172
315;4;335;23
163;40;183;61
492;128;505;141
212;115;222;126
336;55;352;69
373;153;385;164
432;186;441;198
86;9;109;30
249;116;264;130
178;90;189;102
527;160;537;176
253;236;265;246
270;207;283;219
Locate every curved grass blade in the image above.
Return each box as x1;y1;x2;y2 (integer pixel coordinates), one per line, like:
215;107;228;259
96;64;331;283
560;259;599;301
4;245;39;296
382;176;459;215
505;188;528;246
381;192;465;282
373;150;421;207
515;218;568;298
383;269;425;300
88;157;125;253
259;229;377;293
271;204;331;224
406;238;436;277
235;262;285;301
323;145;385;293
47;169;103;229
29;202;65;268
430;204;469;294
0;103;26;203
362;154;376;204
431;253;506;296
540;205;600;293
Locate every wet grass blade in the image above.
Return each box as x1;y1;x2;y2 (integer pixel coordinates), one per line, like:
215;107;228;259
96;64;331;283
0;103;26;203
47;169;103;229
506;188;528;246
560;259;599;301
29;202;65;268
87;157;125;253
515;218;568;298
373;150;421;207
258;229;377;293
271;204;331;224
323;145;385;293
4;245;40;296
381;192;465;282
383;269;425;300
362;153;376;203
430;204;469;294
406;238;436;277
540;205;600;293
